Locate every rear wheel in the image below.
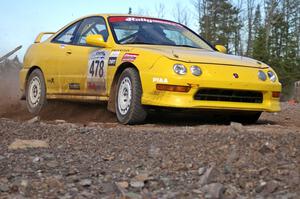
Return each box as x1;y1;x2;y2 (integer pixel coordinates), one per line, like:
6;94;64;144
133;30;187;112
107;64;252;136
115;68;147;124
231;112;262;124
26;69;46;114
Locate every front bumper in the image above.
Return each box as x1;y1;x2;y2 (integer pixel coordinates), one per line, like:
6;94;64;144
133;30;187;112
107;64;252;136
141;69;281;113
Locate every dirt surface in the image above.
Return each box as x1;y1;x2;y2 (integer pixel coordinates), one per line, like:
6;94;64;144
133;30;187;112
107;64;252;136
0;61;299;198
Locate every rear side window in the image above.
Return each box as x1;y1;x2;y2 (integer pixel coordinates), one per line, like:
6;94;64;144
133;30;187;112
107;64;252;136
75;17;108;46
52;21;81;44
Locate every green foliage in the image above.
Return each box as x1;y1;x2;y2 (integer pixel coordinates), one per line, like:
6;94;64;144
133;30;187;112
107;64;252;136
199;0;241;53
252;28;269;63
197;0;300;98
251;0;300;98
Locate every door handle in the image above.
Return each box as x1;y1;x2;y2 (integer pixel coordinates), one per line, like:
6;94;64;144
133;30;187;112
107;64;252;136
66;50;72;55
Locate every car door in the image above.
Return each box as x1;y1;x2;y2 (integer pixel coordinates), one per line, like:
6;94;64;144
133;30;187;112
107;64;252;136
59;16;110;96
36;20;81;95
50;20;82;94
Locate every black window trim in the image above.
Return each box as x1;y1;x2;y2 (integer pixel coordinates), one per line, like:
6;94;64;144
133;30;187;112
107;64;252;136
51;16;109;47
51;20;83;45
73;16;109;47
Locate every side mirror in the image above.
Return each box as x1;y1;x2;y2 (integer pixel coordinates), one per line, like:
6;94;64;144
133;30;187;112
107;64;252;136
86;34;108;47
215;45;227;54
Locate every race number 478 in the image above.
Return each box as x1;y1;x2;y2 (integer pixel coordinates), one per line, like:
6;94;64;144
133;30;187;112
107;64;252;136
89;60;104;77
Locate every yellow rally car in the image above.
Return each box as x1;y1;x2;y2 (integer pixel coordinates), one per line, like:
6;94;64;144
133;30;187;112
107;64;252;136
20;14;281;124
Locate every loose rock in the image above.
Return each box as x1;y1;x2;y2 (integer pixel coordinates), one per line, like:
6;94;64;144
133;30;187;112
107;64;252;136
230;122;244;132
258;142;275;154
201;183;225;199
8;139;49;150
199;164;219;185
55;120;66;124
0;184;9;192
198;167;206;176
130;181;144;188
27;116;40;124
79;179;92;187
262;180;279;194
32;157;41;163
116;181;129;189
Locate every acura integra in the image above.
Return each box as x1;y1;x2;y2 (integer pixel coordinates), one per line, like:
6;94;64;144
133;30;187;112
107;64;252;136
20;14;281;124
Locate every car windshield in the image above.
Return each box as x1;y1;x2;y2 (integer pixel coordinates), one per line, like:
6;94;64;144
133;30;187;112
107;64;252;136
108;16;213;50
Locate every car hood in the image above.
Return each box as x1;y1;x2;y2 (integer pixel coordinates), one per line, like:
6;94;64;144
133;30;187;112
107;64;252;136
127;45;268;68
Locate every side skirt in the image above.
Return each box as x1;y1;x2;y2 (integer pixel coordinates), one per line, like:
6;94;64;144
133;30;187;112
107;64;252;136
47;94;109;103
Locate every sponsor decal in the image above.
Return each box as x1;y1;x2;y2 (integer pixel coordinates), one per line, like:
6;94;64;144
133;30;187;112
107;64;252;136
108;51;120;66
153;77;168;83
87;82;102;90
122;53;139;62
112;49;130;52
108;57;117;66
110;51;120;57
47;78;54;84
88;50;106;78
69;83;80;90
87;50;108;93
109;17;181;27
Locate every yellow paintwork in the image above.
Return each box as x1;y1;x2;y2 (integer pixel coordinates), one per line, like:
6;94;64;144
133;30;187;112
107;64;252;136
215;45;227;54
86;34;110;48
34;32;55;43
20;14;281;112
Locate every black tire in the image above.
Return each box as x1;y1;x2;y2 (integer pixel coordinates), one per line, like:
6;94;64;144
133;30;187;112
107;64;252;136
26;69;47;114
231;112;262;124
115;68;147;124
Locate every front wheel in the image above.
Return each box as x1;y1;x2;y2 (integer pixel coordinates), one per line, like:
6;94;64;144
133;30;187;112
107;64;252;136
26;69;47;114
115;68;147;124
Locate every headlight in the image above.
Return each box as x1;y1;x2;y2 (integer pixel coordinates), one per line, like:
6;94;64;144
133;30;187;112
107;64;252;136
190;66;202;76
267;71;277;82
173;64;187;75
258;70;267;81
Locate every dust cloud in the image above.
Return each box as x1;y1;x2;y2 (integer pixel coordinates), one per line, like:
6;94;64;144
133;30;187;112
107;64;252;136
0;60;24;115
0;59;116;123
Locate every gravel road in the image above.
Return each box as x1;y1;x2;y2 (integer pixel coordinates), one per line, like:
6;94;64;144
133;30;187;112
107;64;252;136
0;102;299;199
0;62;299;198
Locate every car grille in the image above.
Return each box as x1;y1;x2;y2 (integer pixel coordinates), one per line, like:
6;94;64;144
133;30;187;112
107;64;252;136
194;89;263;103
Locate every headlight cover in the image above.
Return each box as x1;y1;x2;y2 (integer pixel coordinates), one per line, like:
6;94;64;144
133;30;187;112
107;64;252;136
190;65;202;76
173;64;187;75
267;71;277;82
258;70;267;81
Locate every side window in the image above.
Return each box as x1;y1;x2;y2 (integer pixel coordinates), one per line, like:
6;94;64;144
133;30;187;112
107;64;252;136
75;17;108;46
52;21;81;44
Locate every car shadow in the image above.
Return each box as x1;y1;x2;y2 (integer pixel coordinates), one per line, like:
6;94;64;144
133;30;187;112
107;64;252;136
3;100;278;126
145;109;279;126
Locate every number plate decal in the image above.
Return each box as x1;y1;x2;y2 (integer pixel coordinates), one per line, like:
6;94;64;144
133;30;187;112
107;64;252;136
87;50;109;93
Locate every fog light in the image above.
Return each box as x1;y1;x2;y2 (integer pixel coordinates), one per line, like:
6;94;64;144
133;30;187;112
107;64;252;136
272;92;280;98
156;84;191;92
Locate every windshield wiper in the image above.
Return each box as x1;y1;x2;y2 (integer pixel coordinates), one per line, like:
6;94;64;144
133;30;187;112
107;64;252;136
123;42;202;49
124;42;157;45
175;45;201;49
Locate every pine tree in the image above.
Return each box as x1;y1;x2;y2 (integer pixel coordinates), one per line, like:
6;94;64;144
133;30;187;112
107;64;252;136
191;0;299;97
198;0;241;54
252;27;269;63
253;4;262;38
